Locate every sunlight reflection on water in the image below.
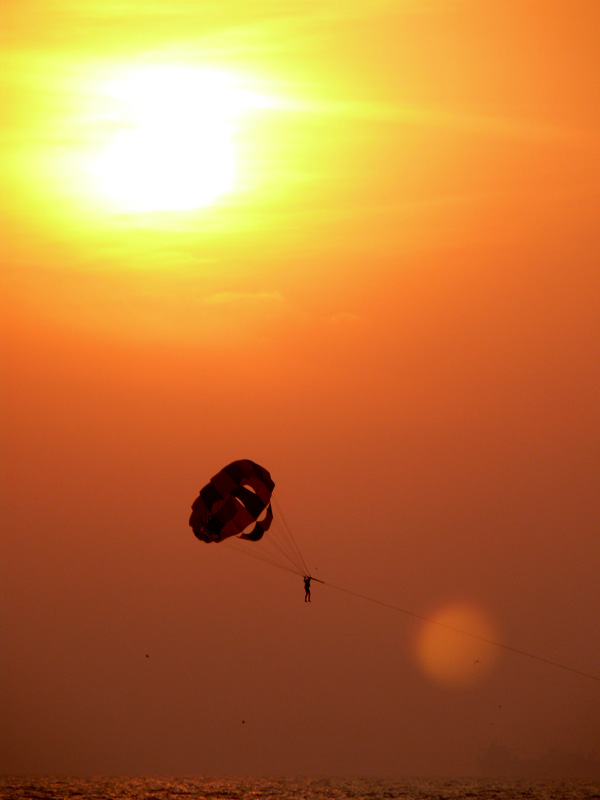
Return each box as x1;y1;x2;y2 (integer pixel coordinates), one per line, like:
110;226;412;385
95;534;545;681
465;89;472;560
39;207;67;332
1;776;599;800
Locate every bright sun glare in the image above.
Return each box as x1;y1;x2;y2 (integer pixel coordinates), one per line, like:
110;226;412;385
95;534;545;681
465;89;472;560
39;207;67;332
92;66;271;212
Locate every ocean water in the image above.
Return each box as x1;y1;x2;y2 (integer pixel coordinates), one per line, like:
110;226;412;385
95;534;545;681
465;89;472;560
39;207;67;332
1;776;598;800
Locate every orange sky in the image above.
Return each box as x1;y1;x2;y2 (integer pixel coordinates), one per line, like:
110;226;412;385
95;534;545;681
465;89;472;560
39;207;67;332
2;0;600;777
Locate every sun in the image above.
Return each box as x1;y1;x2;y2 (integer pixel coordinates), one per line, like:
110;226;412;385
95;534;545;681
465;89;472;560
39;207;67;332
91;66;270;212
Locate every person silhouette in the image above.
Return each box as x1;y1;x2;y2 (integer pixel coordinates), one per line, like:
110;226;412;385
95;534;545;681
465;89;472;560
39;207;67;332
304;576;312;602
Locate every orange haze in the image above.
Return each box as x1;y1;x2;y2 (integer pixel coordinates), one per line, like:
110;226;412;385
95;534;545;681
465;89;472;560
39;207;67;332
2;0;600;778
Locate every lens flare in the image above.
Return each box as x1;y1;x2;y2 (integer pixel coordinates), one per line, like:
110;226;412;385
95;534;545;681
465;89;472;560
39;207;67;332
415;603;499;686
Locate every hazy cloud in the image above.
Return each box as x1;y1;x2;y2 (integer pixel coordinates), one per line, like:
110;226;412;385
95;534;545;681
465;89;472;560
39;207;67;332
203;290;285;307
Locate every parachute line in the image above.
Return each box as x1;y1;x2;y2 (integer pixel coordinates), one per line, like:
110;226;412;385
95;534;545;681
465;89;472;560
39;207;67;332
224;538;302;576
222;497;310;578
252;530;305;575
272;496;311;577
320;580;600;683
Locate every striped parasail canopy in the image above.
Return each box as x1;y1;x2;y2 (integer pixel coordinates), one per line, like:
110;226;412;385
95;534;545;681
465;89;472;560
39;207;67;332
189;459;275;543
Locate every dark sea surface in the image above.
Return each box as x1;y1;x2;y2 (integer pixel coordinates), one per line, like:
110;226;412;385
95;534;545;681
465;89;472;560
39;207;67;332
1;776;599;800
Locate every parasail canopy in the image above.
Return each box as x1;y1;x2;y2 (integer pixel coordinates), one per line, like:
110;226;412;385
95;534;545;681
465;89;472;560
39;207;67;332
189;459;275;544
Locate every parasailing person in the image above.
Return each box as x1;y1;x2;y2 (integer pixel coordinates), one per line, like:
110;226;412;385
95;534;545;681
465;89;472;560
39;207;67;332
304;576;312;602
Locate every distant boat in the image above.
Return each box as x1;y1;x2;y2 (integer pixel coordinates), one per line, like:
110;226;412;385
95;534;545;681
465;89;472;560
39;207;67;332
477;741;600;780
